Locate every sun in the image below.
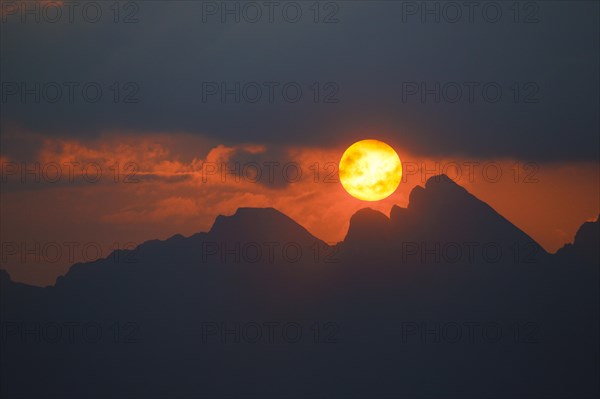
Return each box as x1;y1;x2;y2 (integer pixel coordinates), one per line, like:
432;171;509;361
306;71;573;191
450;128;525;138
339;139;402;201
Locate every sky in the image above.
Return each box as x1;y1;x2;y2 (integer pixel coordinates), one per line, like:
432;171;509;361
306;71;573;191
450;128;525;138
1;0;599;286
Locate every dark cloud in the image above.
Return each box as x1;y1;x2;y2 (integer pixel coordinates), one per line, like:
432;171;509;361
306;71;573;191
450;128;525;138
1;1;598;161
219;145;297;188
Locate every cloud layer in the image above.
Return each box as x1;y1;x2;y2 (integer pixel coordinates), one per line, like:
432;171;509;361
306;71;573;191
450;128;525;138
2;1;599;161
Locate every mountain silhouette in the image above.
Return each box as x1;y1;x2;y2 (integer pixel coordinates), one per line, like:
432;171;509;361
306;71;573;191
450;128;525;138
556;215;599;264
344;175;546;264
395;175;542;245
1;175;598;398
344;207;393;249
209;206;326;249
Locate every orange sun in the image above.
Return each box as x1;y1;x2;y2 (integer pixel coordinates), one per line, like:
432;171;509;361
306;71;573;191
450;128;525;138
339;139;402;201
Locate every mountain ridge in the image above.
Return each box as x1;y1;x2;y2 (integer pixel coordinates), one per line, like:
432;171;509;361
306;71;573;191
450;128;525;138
2;175;597;288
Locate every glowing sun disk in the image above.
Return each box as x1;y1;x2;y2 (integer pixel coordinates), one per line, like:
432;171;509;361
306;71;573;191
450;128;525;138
339;139;402;201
